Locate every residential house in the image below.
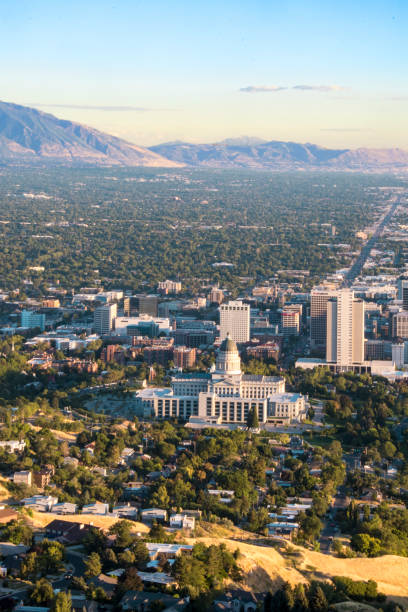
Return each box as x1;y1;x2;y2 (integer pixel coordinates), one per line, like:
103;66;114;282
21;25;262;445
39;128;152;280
140;508;167;523
51;502;78;515
82;502;109;515
33;469;53;489
213;589;259;612
120;591;189;611
207;489;234;503
44;519;93;544
169;513;195;530
13;470;32;486
0;440;26;452
21;495;58;512
112;503;139;519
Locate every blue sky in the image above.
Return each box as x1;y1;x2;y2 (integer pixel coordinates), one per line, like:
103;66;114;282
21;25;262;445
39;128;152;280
1;0;407;147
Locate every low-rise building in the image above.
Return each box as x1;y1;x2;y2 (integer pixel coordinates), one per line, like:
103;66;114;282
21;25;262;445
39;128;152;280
82;502;109;515
140;508;168;523
169;513;196;530
13;471;32;486
0;440;26;453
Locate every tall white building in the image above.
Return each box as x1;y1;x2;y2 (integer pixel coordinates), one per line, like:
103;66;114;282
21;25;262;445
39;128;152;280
219;300;250;343
94;303;117;336
326;289;364;367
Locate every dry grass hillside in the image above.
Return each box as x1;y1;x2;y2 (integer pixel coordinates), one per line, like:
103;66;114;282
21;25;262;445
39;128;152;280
188;535;408;605
28;511;150;533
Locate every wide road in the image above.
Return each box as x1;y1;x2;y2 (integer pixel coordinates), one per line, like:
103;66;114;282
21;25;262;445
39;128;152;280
341;200;400;287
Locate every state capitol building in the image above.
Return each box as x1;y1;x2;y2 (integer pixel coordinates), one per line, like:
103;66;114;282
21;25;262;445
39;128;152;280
135;335;306;427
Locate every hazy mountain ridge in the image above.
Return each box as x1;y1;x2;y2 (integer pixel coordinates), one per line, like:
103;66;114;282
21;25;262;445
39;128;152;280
1;101;408;171
150;140;408;171
0;101;182;167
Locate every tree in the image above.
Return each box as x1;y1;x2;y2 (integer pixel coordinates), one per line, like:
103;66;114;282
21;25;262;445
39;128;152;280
308;584;328;611
30;579;54;605
151;484;170;508
172;554;207;598
293;583;309;612
84;552;102;578
109;520;135;548
246;406;259;429
299;512;323;542
4;520;33;545
351;533;381;557
116;567;143;596
131;540;150;569
20;552;38;579
37;539;65;574
52;591;72;612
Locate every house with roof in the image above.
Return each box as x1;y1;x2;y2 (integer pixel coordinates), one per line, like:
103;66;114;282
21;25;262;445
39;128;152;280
214;589;260;612
81;502;109;515
140;508;167;523
169;513;195;530
44;519;94;544
120;591;189;611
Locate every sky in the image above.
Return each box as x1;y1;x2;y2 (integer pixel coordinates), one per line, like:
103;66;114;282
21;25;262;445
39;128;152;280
1;0;407;148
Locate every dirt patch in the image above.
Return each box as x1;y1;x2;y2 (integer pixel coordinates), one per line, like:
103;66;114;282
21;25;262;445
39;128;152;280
29;511;150;533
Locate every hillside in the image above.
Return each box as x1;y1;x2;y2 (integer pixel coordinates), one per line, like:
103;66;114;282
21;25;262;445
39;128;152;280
192;536;408;605
150;140;408;172
0;101;182;167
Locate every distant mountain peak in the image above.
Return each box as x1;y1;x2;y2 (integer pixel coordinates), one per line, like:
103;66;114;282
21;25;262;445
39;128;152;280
217;136;268;146
150;138;408;172
0;100;183;167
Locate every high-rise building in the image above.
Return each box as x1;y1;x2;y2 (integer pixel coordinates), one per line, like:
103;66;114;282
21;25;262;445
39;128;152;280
398;279;408;310
124;295;158;317
21;310;46;332
94;304;117;336
173;346;197;368
281;307;301;336
326;289;364;366
392;311;408;338
310;287;337;349
219;300;250;343
392;342;405;369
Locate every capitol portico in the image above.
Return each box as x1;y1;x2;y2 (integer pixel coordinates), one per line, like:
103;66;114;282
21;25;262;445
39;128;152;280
135;334;306;426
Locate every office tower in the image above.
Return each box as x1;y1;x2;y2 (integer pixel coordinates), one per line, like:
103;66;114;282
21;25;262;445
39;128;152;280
392;342;405;369
94;303;117;336
310;287;337;349
326;289;364;366
398;279;408;310
281;309;300;336
392;311;408;338
124;294;158;317
21;310;46;332
219;300;250;343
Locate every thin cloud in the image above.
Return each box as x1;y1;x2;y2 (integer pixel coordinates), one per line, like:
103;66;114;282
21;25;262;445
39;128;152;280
240;84;346;93
293;84;345;92
30;103;151;112
320;128;370;132
240;86;288;93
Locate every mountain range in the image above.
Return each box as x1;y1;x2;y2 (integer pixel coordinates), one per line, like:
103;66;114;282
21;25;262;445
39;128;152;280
150;139;408;172
1;100;408;172
0;101;181;167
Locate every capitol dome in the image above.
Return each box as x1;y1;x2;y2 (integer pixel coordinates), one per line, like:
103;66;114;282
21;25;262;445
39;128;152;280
215;333;241;375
